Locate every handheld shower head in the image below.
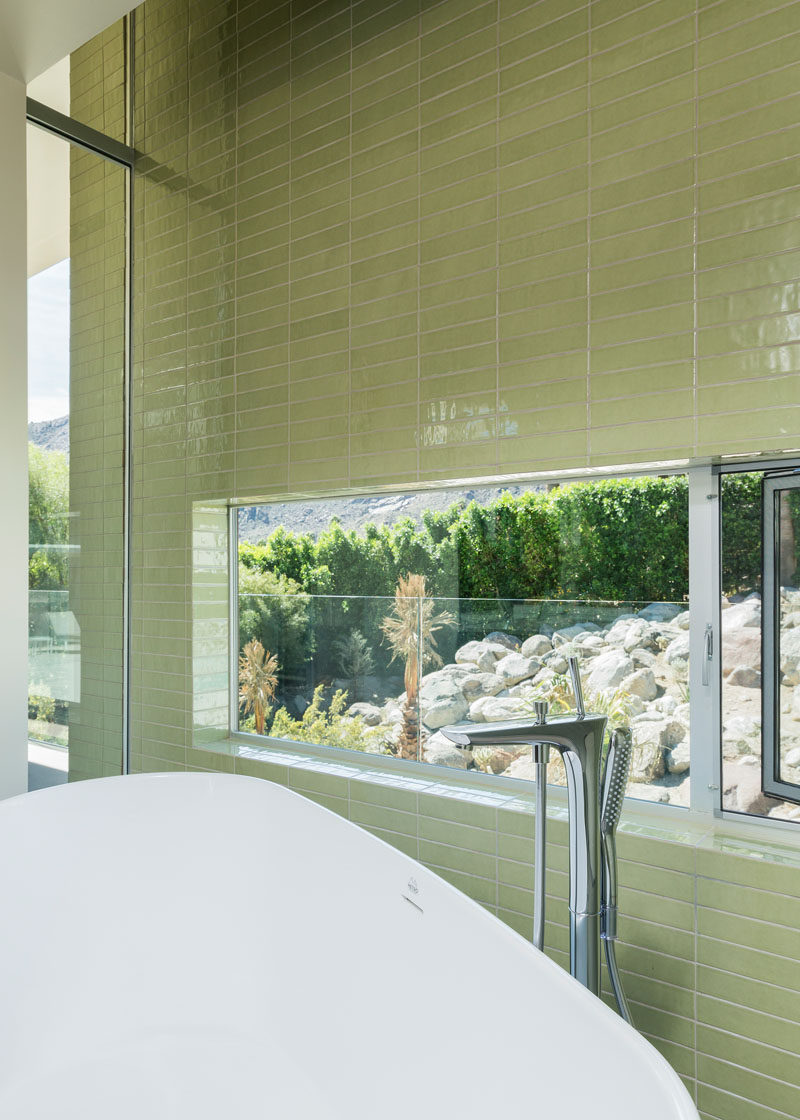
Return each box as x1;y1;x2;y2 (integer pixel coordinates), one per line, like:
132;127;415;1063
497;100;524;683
601;727;632;839
600;727;633;1025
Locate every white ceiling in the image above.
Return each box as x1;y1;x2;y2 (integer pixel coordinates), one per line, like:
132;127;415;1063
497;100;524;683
27;59;70;277
0;0;137;82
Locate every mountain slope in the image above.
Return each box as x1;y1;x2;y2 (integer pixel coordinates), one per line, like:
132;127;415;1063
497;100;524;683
28;415;69;454
238;484;542;541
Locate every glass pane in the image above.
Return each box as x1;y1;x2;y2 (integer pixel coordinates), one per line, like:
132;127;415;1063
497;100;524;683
776;486;800;791
235;482;691;807
720;472;800;821
236;590;421;761
27;123;127;788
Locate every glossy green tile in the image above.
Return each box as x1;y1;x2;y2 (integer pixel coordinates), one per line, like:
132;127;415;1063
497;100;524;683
422;0;495;56
698;2;799;69
699;1055;800;1119
697;994;800;1056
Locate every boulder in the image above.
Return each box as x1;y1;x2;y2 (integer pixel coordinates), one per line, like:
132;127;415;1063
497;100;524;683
552;622;599;646
638;602;684;623
504;755;538;781
531;667;556;687
783;611;800;630
382;700;404;725
469;695;528;722
673;610;691;630
636;721;685;748
664;633;691;681
577;634;606;654
723;600;761;629
472;747;517;775
727;666;761;688
666;742;690;774
630;737;666;782
346;702;382;725
627;695;646;716
543;653;569;675
454;641;505;672
460;672;505;702
521;634;553;658
494;651;542;685
717;712;752;757
631;648;656;668
605;617;635;645
785;745;800;768
668;776;691;806
621;668;658;701
485;631;520;651
586;649;634;693
723;762;775;816
723;627;761;675
622;618;660;653
652;694;678;716
725;714;760;738
423;733;470;769
631;718;685;782
419;675;468;730
781;630;800;685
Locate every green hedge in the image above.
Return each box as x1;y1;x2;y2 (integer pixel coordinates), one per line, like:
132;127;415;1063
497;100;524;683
238;475;764;685
241;477;695;604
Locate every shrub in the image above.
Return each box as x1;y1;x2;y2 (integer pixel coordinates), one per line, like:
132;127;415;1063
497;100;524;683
238;639;278;735
719;472;763;595
241;477;695;610
28;443;69;591
28;689;55;723
551;476;689;602
238;567;312;690
333;629;375;701
268;686;386;753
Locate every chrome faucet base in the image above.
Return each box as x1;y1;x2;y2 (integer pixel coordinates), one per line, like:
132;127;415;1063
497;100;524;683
442;710;608;998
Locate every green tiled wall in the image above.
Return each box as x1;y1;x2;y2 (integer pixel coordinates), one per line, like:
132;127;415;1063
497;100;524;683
68;22;128;780
68;2;800;1118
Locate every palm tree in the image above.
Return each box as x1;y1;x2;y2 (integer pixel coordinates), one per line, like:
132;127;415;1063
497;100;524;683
238;638;279;735
381;573;454;759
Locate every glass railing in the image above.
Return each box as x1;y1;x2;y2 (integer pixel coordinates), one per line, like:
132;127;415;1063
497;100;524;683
236;592;690;806
28;586;77;748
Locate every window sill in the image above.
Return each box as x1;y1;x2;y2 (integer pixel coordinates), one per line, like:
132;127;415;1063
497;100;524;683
193;732;800;871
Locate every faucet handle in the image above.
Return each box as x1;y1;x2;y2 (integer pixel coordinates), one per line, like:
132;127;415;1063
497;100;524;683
534;700;549;725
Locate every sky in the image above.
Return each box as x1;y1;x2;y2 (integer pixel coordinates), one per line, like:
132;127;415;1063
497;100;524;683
28;258;69;423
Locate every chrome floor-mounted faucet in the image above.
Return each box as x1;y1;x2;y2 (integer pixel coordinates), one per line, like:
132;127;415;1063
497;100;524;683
442;657;632;1020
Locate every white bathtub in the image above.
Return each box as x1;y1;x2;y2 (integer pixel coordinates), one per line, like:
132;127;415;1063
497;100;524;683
0;772;698;1119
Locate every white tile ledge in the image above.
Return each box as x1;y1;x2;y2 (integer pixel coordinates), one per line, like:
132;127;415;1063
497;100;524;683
196;734;800;870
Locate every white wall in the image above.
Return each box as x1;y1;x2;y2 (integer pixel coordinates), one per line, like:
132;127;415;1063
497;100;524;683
27;57;69;276
0;71;30;798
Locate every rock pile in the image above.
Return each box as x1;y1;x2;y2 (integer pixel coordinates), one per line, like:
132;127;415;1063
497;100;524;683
345;591;800;820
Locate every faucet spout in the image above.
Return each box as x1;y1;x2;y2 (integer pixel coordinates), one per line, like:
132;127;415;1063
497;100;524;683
440;712;608;997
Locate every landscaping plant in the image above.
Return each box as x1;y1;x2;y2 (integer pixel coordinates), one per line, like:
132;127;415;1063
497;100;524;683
381;573;455;760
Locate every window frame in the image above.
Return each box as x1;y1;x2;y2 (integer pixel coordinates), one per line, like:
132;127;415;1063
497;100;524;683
26;92;136;777
226;458;800;829
761;469;800;804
